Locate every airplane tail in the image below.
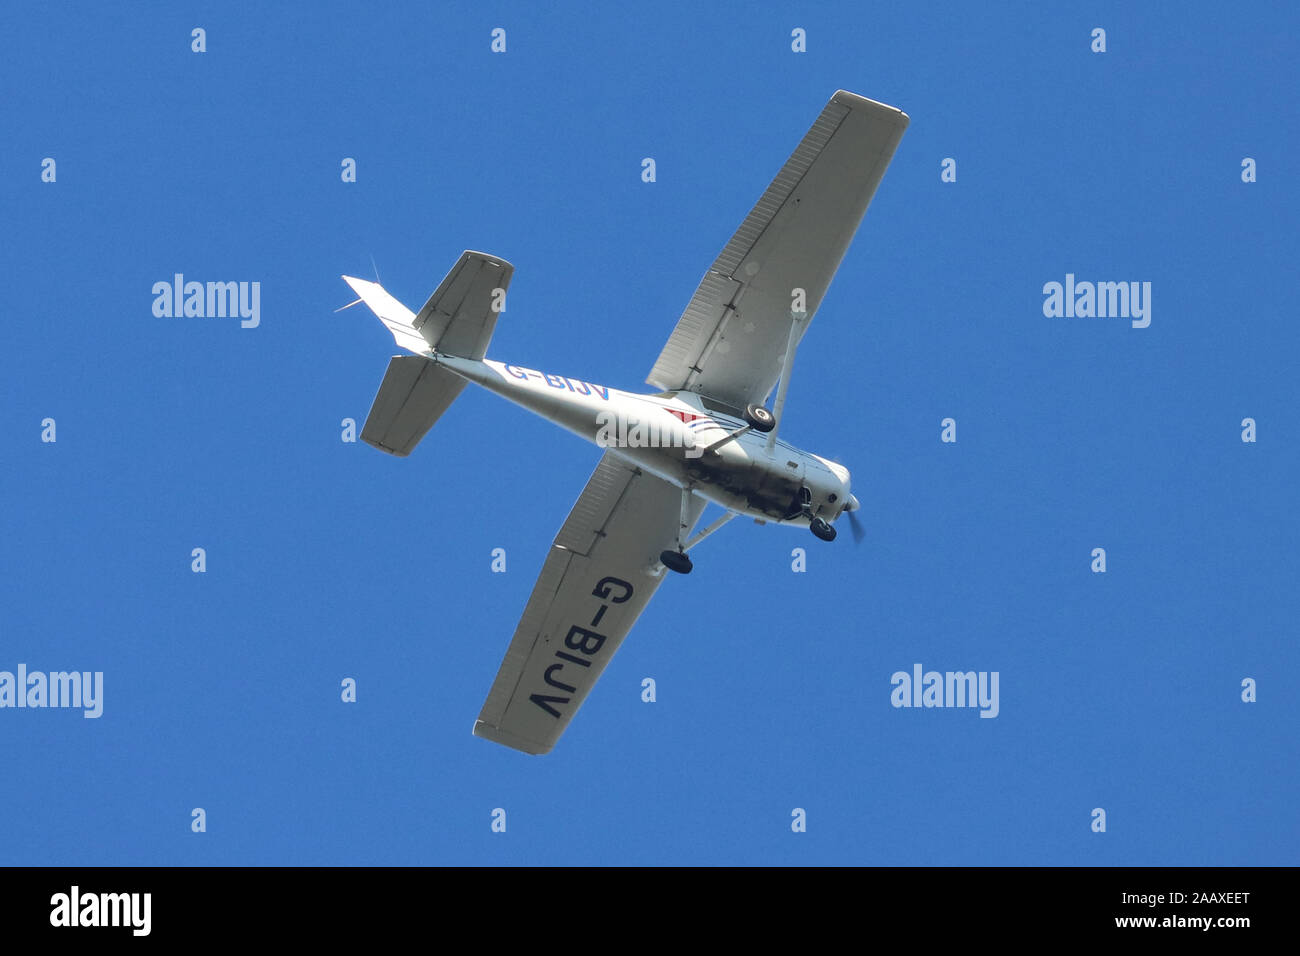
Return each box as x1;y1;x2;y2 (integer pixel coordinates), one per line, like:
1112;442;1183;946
344;251;513;456
342;249;512;360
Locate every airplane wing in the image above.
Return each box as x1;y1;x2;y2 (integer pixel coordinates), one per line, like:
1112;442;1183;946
646;90;908;411
474;451;706;754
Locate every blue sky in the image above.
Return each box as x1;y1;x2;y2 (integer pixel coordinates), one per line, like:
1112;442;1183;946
1;2;1296;865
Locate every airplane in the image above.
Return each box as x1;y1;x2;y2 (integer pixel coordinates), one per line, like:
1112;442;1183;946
340;90;908;755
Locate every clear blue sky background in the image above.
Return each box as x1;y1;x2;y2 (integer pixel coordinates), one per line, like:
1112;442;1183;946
1;2;1295;865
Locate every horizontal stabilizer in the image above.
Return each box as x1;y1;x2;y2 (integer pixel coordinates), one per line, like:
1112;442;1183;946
362;355;467;456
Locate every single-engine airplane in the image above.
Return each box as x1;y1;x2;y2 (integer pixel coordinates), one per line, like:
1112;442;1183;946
341;91;907;754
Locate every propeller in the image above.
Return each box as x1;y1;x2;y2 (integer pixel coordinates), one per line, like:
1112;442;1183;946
843;493;865;544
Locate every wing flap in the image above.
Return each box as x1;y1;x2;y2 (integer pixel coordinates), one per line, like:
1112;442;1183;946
552;453;634;555
648;272;742;391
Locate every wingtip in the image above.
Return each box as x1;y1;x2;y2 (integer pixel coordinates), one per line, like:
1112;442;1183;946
832;90;909;126
472;719;552;755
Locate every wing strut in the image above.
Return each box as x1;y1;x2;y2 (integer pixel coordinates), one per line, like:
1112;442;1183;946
765;309;807;451
684;510;737;550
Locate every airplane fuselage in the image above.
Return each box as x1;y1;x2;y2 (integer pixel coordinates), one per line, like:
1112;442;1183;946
434;353;853;527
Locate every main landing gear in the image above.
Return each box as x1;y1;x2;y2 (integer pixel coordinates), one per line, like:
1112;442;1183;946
659;549;694;574
658;486;739;575
743;404;776;432
661;484;699;575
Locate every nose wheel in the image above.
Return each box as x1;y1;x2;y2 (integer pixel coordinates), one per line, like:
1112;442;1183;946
810;516;837;542
798;487;837;542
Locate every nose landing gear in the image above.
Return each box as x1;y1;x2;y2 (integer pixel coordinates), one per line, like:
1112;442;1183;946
799;487;837;542
809;516;837;542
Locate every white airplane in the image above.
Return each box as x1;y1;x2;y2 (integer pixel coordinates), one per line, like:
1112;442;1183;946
341;91;907;754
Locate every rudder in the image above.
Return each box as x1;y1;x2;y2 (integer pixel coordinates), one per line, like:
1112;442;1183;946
411;250;512;359
342;250;512;359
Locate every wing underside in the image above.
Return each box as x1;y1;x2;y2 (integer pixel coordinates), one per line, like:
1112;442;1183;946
646;91;908;411
474;452;706;754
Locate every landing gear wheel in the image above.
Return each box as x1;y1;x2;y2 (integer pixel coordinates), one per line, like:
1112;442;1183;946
744;404;776;433
660;550;693;574
810;517;837;542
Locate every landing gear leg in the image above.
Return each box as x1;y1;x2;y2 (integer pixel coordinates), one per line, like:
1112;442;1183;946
659;486;695;574
799;486;837;542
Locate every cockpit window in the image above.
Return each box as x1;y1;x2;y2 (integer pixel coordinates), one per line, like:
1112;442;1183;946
699;396;745;418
